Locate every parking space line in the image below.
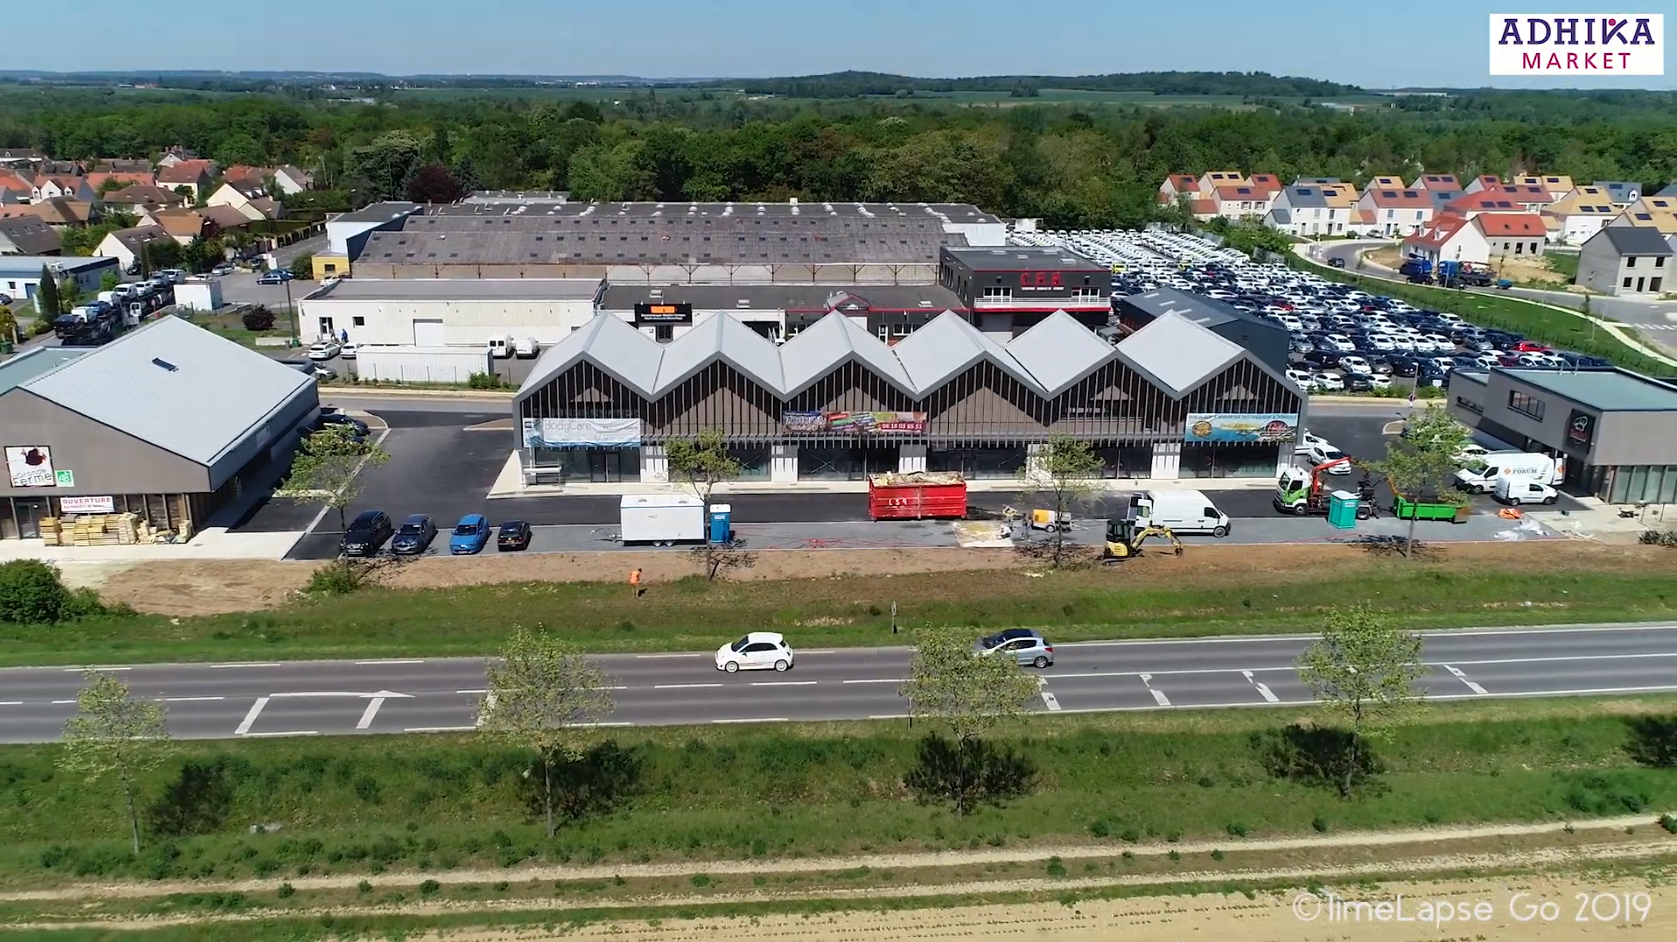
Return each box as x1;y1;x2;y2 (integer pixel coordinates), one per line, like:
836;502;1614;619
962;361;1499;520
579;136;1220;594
234;697;270;735
301;428;391;537
1443;664;1488;695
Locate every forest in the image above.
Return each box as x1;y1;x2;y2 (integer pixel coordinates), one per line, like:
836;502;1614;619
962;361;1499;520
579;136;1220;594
1;82;1673;231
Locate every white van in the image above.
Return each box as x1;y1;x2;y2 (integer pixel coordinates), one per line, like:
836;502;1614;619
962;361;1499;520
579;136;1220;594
1455;452;1564;494
1494;477;1559;506
1129;489;1231;537
514;336;538;358
486;334;513;359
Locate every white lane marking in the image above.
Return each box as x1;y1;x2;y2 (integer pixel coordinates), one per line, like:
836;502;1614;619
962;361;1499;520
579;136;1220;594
476;692;496;728
1139;674;1171;707
654;683;723;690
869;713;909;720
635;654;701;659
1050;667;1294;680
356;697;386;730
406;726;475;733
234;697;270;736
1439;652;1677;667
842;678;903;684
1040;690;1062;711
355;659;424;666
51;699;76;705
457;689;487;695
161;696;224;703
210;662;281;669
569;721;634;728
751;681;817;687
1254;683;1280;703
63;666;131;672
245;730;318;738
1444;664;1489;696
1043;684;1677;717
713;717;788;724
1034;652;1677;682
0;701;20;706
1060;623;1677;648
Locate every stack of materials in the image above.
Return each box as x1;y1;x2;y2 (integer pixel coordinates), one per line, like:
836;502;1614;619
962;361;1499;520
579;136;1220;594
37;513;152;547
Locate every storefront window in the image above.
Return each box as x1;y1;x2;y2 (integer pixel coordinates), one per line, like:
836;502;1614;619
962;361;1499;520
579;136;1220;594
1094;447;1153;478
928;448;1028;479
728;447;771;480
798;446;899;481
527;447;640;483
1182;444;1277;479
1608;465;1677;504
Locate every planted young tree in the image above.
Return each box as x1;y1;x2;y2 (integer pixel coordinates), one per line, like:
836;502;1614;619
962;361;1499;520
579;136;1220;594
277;424;389;532
1363;404;1471;558
35;266;59;318
478;627;616;837
900;626;1041;815
1296;603;1425;798
666;428;755;580
59;671;172;854
1016;436;1103;568
57;277;81;313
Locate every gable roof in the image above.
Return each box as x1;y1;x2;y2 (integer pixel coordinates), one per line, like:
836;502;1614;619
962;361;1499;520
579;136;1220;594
102;184;186;208
0;215;62;254
1115;310;1245;396
85;171;155;191
1367;188;1432;208
777;311;916;398
1161;174;1198;192
1446;193;1521;214
151;208;208;238
1004;310;1127;397
1403;214;1471;248
654;310;785;393
157;161;212;184
1411;173;1462;190
1475;213;1547;237
1280;186;1329;208
1247;173;1282;194
29;197;93;226
100;224;172;256
1500;183;1557;203
200;204;253;229
891;313;1042;394
16;316;312;470
1213;184;1264;202
1593;225;1675;256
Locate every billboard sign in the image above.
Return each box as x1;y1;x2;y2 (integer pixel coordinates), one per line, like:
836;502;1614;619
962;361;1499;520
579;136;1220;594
60;495;115;514
633;302;693;324
783;411;928;434
5;446;55;487
521;417;642;449
1184;413;1299;444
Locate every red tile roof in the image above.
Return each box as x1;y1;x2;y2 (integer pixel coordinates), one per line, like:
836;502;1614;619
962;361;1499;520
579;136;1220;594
1189;198;1217;215
1403;214;1470;248
1213;184;1265;202
1248;173;1282;193
86;171;155;190
1475;212;1547;237
0;171;31;194
1445;193;1524;215
157;160;213;184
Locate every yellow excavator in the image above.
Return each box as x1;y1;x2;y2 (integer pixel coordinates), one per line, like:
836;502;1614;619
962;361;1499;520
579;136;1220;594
1103;511;1184;562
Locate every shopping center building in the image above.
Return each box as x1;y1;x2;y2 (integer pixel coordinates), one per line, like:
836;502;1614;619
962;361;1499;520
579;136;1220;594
511;308;1307;484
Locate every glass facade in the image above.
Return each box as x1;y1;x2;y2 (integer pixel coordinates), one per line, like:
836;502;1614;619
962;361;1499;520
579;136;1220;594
798;446;899;481
1605;465;1677;504
1094;446;1154;478
526;446;641;483
1181;444;1278;479
728;447;772;480
928;447;1029;479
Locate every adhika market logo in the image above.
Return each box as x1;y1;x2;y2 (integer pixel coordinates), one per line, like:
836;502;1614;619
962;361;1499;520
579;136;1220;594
1489;14;1664;76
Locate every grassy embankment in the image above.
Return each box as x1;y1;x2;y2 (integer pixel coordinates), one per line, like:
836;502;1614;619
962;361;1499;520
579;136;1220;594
1290;254;1669;372
7;557;1677;665
3;697;1675;889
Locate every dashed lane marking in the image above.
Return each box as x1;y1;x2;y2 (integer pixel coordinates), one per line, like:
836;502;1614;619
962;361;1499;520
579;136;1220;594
1444;664;1489;695
406;726;475;733
842;678;903;684
234;697;269;735
654;683;723;690
161;696;224;703
62;666;130;672
244;731;318;738
209;662;281;669
751;681;817;687
355;659;424;666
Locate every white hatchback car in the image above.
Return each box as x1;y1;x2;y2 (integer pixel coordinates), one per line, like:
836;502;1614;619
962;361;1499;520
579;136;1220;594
716;632;795;673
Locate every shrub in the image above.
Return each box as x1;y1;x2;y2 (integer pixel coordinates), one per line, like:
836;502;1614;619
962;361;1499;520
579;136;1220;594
306;559;377;595
419;879;441;896
1660;814;1677;834
241;307;276;332
466;371;506;389
277;883;296;899
1226;821;1249;838
0;559;96;623
1045;856;1067;878
357;880;372;894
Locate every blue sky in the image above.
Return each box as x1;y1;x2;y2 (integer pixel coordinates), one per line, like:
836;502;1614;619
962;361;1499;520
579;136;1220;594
19;0;1672;89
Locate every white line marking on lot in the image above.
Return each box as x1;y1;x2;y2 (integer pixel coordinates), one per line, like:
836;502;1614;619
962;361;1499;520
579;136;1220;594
300;427;391;537
654;683;723;690
751;681;817;687
245;731;319;738
161;696;224;703
842;678;903;685
355;659;424;666
210;662;281;669
635;654;701;660
234;697;269;735
457;689;488;695
50;699;76;705
63;666;130;672
1254;683;1279;703
476;692;496;728
406;726;476;733
714;717;788;724
1443;664;1488;695
356;697;386;730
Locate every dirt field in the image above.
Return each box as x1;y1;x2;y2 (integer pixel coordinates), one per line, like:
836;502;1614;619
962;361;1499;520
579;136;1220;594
1366;246;1570;286
81;540;1677;617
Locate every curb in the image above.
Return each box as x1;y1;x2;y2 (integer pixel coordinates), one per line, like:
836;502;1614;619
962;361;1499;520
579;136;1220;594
323;387;516;400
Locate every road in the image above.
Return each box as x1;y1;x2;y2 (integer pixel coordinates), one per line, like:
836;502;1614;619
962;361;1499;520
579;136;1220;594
4;623;1674;744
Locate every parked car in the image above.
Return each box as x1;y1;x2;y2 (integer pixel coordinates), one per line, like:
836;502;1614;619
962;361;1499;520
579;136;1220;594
449;514;491;555
496;520;533;551
211;263;235;276
316;411;369;438
975;628;1055;668
1305;443;1353;472
339;342;358;360
341;510;393;557
715;632;795;673
391;514;438;556
257;271;285;285
308;340;342;361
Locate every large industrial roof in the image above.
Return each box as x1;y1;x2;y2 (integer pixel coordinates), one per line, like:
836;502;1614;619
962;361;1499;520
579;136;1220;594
517;309;1282;403
431;200;1001;224
306;278;602;302
598;283;966;313
943;246;1108;273
1498;368;1677;412
15;316;313;467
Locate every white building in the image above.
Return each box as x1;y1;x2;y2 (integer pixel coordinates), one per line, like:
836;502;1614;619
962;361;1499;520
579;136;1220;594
0;255;119;313
296;278;602;348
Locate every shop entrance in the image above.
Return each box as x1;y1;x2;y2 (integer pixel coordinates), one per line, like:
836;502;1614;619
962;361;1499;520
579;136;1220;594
12;497;49;539
1182;444;1277;479
798;446;899;481
588;450;626;483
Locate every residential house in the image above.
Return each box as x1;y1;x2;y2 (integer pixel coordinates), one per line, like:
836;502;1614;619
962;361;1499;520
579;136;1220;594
272;165;313;194
220;165;266;188
1157;174;1199;204
1361;175;1405;194
1355;187;1435;237
0;148;46;169
1612;196;1677;235
150;208;217;245
1402;214;1487;265
27;198;95;228
0;170;32;204
1425;189;1464;215
1476;213;1548;260
205;180;284;221
1410;173;1462;192
1246;173;1283;202
1576;225;1671;297
1195;171;1245;195
156;160;215;199
37;160;81;176
89;159;153;174
1498;183;1558;213
0;216;62;255
1210;183;1270;220
199;204;254;233
1593;181;1643;208
1319;184;1360;230
30;175;95;203
1292;177;1342;186
1464;174;1504;194
85;170;157;193
1188;197;1218;221
1443;192;1524;220
100;184;187;223
1541;186;1617;245
1513;174;1573;198
1264;185;1345;236
93;225;173;272
157;146;201;168
1656;183;1677;198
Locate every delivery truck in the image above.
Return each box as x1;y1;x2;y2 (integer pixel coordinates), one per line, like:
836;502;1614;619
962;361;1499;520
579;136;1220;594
619;494;707;545
1454;452;1564;494
1127;489;1231;537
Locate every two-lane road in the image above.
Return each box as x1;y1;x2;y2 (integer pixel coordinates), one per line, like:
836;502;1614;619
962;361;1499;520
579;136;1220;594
4;623;1676;743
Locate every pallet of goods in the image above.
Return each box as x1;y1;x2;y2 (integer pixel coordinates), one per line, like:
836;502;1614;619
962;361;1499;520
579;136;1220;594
44;513;147;547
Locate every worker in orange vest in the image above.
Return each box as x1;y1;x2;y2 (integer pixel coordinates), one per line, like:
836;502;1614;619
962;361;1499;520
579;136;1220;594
629;567;642;599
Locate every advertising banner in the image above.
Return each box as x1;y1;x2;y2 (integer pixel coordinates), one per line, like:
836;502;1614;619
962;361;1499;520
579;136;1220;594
522;417;642;449
782;411;928;434
5;446;55;487
1184;413;1299;444
1565;409;1596;450
60;496;115;514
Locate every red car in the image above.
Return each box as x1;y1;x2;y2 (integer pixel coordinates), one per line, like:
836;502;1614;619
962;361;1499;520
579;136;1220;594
1513;341;1550;353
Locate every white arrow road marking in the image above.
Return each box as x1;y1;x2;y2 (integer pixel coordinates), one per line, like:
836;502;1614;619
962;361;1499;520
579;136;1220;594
235;697;269;735
1037;674;1062;711
357;698;385;730
1242;670;1280;703
1443;664;1488;695
1139;673;1170;707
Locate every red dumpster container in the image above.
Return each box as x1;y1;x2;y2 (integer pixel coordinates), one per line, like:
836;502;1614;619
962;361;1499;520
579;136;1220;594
867;472;968;521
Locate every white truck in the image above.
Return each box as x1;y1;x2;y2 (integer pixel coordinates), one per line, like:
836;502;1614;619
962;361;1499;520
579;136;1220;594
619;495;706;545
1454;452;1564;494
1128;489;1231;537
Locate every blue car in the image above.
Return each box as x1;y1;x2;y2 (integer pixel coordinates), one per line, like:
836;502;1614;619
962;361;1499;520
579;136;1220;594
449;514;491;555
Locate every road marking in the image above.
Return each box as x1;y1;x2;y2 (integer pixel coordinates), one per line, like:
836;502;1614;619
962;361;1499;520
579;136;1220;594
63;666;131;672
210;662;282;669
51;699;76;705
476;692;496;728
569;721;634;728
1254;683;1279;703
457;689;488;695
751;681;817;687
1139;674;1170;707
356;697;386;730
1443;664;1489;695
161;696;224;703
1439;652;1677;667
842;678;903;685
1040;690;1062;711
234;697;270;735
406;726;475;733
0;701;20;706
355;659;424;666
869;713;909;720
300;427;391;537
244;731;318;738
635;654;700;659
654;683;723;690
713;717;788;724
1059;623;1677;648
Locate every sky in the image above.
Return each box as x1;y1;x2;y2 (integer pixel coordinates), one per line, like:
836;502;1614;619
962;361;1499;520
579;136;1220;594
13;0;1673;89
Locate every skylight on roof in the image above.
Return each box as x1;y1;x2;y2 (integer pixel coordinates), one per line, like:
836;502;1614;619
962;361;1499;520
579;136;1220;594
151;358;178;372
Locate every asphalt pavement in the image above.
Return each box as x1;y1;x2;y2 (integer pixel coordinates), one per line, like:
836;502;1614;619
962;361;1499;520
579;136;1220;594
4;623;1673;744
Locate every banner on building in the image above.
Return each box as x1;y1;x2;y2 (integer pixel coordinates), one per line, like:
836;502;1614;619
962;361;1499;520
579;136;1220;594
5;446;55;487
782;411;928;434
60;496;115;514
1184;413;1298;444
522;417;642;449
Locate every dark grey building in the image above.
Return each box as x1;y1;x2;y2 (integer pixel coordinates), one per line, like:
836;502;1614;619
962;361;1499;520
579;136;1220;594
0;316;319;541
937;246;1112;333
1576;226;1672;298
1113;288;1291;376
1448;366;1677;504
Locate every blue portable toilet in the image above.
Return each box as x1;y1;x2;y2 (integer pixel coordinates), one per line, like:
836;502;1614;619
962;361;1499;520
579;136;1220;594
708;504;732;543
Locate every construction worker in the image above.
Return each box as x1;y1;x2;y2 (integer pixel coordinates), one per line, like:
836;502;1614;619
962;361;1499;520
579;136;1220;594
629;567;642;599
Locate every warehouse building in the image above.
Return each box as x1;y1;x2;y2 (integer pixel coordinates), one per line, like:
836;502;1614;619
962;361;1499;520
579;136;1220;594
595;283;968;344
0;255;120;313
344;200;1002;284
0;317;318;541
512;308;1305;484
1449;367;1677;504
1114;288;1292;375
310;201;423;279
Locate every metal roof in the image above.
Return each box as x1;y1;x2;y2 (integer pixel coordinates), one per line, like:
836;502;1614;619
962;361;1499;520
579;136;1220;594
306;278;603;301
655;312;784;393
1593;225;1674;256
890;313;1042;394
598;283;966;313
1116;311;1244;396
17;316;313;467
0;255;116;277
431;200;1001;224
778;313;916;398
1005;311;1123;397
1280;186;1329;209
330;202;423;225
1498;368;1677;412
0;347;88;395
942;245;1107;272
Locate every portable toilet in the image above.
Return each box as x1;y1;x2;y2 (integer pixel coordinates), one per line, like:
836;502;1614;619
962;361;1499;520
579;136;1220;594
708;504;732;543
1327;490;1360;530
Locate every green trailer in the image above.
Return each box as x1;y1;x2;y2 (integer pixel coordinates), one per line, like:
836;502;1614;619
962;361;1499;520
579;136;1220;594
1391;496;1470;523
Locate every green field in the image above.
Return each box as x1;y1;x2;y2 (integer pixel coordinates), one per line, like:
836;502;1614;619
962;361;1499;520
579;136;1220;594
9;560;1677;666
6;697;1675;887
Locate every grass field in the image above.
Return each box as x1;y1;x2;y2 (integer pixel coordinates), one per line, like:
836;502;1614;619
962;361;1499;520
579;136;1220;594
5;697;1674;887
10;551;1677;665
